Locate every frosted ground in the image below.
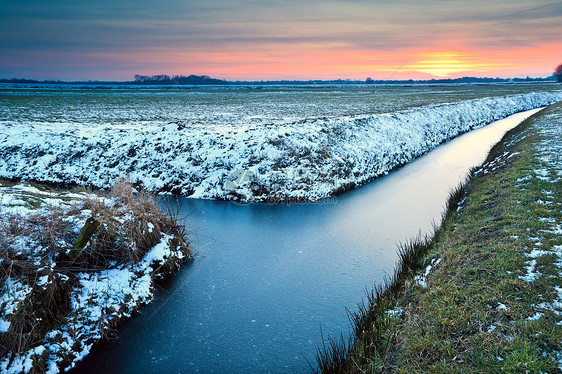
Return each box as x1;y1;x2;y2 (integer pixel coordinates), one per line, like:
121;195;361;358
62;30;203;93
0;182;189;373
516;108;562;339
0;85;561;202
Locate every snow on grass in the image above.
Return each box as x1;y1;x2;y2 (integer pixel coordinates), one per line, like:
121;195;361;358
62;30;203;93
527;312;544;321
513;108;562;369
0;92;560;202
0;181;190;373
519;259;541;283
385;307;403;318
414;258;442;288
0;278;33;316
535;286;562;317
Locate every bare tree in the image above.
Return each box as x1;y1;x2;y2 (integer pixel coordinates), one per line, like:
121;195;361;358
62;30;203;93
555;64;562;82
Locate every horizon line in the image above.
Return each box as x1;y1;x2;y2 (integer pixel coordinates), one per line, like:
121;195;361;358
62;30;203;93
0;74;557;84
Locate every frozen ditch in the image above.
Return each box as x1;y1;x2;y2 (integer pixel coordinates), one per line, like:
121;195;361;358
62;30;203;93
73;108;545;374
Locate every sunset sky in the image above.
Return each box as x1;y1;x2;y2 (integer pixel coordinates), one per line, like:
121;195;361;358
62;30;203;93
1;0;561;81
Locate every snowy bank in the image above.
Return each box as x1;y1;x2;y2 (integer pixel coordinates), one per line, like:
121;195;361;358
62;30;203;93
1;92;561;202
0;181;190;373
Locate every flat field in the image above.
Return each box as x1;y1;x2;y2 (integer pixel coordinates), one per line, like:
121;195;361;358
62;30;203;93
1;84;560;128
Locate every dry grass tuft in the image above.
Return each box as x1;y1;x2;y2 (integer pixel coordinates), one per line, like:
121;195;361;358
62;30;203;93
74;179;189;270
0;270;72;358
0;178;191;366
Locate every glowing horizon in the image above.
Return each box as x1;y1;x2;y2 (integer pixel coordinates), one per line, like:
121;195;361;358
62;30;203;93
0;0;561;81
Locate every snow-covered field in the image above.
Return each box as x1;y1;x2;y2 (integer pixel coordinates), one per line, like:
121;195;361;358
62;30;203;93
1;89;561;202
2;84;557;127
0;182;190;373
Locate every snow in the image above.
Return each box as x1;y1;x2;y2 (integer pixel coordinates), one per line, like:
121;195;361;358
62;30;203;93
527;312;544;321
497;303;508;311
0;346;46;374
385;307;403;318
536;287;562;317
0;182;188;373
140;234;177;268
1;92;560;202
36;275;49;287
0;278;33;316
415;258;442;288
510;106;562;369
73;268;153;320
518;109;561;294
520;259;541;283
0;318;10;333
526;249;551;258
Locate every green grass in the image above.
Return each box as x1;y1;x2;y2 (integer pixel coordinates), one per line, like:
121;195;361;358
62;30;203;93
317;103;562;373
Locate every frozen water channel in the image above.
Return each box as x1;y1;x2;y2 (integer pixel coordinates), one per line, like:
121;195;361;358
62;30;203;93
75;108;542;373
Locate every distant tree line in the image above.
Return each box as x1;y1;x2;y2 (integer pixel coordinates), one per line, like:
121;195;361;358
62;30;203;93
364;76;556;84
133;74;229;85
0;78;66;84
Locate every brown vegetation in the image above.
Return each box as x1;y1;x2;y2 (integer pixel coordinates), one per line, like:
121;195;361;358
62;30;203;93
0;179;190;367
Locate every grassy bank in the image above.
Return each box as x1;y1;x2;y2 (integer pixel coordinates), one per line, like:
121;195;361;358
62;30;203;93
317;102;562;372
0;179;191;373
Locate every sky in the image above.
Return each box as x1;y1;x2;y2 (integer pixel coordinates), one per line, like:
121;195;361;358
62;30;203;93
1;0;561;81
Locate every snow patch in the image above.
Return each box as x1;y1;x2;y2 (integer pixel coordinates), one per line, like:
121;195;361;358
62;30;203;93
520;259;541;283
415;258;442;288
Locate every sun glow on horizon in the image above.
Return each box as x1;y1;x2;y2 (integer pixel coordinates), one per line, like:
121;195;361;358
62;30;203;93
407;51;512;78
130;46;556;82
